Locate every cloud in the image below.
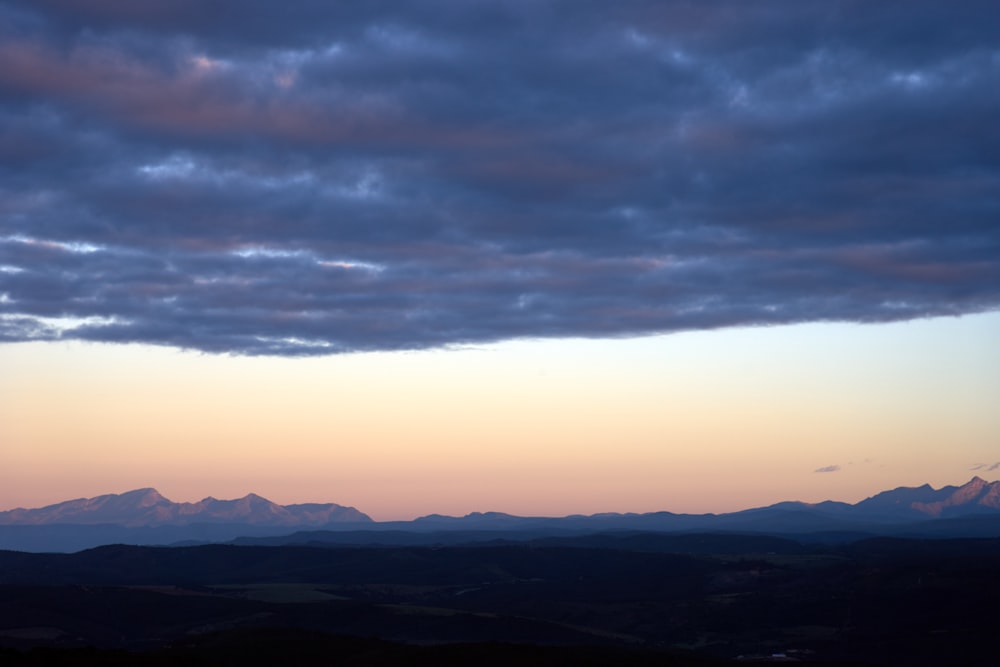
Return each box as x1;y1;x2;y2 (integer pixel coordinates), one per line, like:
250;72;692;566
814;465;841;474
971;462;1000;472
1;1;999;355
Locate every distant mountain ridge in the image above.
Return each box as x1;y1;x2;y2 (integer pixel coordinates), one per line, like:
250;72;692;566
3;478;999;529
862;476;1000;518
724;476;1000;522
1;478;999;553
406;477;1000;525
0;488;371;527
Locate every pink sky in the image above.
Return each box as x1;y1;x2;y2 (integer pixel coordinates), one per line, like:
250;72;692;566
2;313;997;520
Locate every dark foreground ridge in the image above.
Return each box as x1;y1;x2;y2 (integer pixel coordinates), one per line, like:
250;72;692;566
2;629;736;667
1;535;999;665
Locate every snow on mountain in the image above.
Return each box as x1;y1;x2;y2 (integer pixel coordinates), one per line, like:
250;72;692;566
0;489;371;527
2;479;998;532
854;477;1000;519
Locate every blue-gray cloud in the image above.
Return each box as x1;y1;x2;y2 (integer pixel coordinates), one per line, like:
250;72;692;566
814;465;841;474
1;1;998;355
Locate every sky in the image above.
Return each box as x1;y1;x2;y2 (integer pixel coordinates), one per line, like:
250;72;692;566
1;1;998;520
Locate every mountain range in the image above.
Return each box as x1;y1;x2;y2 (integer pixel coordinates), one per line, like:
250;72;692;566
402;476;1000;531
1;478;998;553
0;488;370;527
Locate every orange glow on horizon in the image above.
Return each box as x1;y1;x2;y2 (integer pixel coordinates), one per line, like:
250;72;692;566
1;314;998;520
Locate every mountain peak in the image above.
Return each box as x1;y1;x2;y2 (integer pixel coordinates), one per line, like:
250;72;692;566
118;488;170;506
0;490;372;527
862;478;1000;518
465;511;518;520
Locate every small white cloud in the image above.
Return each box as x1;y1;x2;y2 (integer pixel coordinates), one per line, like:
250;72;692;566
232;246;311;260
138;155;198;180
0;313;125;335
317;259;383;272
1;235;104;254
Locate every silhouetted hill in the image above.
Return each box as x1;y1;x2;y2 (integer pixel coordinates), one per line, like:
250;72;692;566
0;628;734;666
2;538;999;664
233;530;810;554
0;543;717;587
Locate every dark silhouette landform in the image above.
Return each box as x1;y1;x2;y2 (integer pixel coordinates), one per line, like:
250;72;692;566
1;479;998;665
2;478;998;552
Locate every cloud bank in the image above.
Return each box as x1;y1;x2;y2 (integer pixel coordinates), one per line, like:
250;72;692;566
1;1;998;355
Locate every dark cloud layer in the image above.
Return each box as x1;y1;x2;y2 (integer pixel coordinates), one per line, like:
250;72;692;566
1;1;998;354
